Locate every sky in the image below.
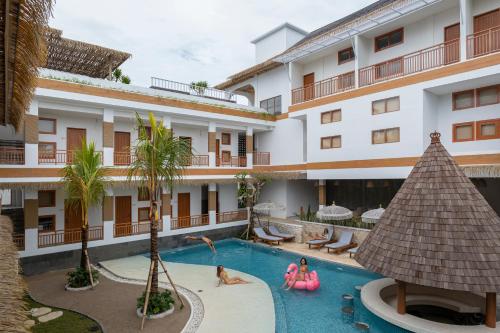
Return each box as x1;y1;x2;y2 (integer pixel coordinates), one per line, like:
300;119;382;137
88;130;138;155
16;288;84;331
50;0;377;88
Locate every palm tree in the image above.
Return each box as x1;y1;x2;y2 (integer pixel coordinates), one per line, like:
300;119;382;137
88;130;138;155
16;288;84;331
62;140;106;273
128;112;192;295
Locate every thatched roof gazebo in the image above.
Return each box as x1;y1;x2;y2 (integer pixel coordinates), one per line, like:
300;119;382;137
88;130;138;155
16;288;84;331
356;132;500;328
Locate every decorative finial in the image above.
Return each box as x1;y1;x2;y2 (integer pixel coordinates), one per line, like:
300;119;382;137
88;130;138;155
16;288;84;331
430;131;441;144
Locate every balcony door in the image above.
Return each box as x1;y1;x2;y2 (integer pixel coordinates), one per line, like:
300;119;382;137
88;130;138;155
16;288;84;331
64;200;82;243
303;73;315;101
178;193;190;228
114;132;131;165
67;128;86;164
474;9;499;33
115;196;132;236
444;23;460;64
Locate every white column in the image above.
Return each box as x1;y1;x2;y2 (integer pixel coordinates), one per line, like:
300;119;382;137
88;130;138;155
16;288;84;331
103;108;114;167
460;0;472;61
103;188;114;242
208;122;216;168
318;180;326;210
354;35;368;88
25;100;38;167
246;127;253;168
161;186;171;234
208;183;217;225
163;115;172;130
24;189;38;252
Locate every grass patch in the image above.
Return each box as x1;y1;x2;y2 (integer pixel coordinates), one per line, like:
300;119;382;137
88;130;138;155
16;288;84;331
24;295;102;333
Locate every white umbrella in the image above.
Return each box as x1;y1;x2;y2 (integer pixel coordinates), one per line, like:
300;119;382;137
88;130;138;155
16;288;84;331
361;207;385;224
253;202;286;215
316;203;353;221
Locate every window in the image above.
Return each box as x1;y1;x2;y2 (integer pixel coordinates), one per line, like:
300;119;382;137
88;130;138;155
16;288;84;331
321;136;341;149
221;150;231;162
138;187;149;201
372;127;400;144
38;142;56;159
453;122;475;142
39;118;56;134
338;47;354;64
477;85;499;106
321;109;341;124
453;90;475;110
375;28;404;52
38;215;56;232
38;190;56;208
476;119;500;140
372;97;400;115
138;207;150;222
221;133;231;145
260;95;282;115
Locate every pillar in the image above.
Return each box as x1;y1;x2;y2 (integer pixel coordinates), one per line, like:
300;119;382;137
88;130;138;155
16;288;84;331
24;189;38;252
354;35;369;88
163;115;172;132
208;122;216;168
102;188;114;241
24;100;39;167
161;187;172;232
459;0;472;61
485;293;497;328
102;109;114;166
396;280;406;315
208;183;217;225
246;127;253;168
318;180;326;209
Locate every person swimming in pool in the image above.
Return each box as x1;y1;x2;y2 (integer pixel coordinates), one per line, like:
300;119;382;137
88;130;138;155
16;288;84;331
216;265;249;285
185;235;216;253
283;257;309;290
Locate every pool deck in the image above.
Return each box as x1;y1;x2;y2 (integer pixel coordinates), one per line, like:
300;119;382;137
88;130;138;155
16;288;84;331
100;255;275;333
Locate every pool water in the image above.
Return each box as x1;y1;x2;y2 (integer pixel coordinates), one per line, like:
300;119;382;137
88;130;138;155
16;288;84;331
159;239;410;333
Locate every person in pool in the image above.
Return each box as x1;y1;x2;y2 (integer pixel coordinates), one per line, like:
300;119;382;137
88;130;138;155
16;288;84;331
185;235;216;253
283;257;309;290
216;265;250;285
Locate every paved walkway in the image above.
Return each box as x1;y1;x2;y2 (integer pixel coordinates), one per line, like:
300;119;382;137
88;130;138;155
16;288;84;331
26;270;190;333
100;256;275;333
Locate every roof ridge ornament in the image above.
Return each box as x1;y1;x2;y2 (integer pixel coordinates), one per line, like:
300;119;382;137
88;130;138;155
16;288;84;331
430;131;441;144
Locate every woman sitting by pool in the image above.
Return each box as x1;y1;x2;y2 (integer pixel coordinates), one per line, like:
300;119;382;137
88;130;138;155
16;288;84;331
217;265;250;285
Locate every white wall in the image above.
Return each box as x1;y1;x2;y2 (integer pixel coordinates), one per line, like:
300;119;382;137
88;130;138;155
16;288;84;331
172;185;202;217
472;0;499;17
173;125;209;155
255;118;304;165
254;65;290;113
218;184;238;212
255;28;287;64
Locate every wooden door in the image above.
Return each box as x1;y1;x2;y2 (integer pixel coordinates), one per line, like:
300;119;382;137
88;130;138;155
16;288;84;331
444;23;460;64
64;200;82;243
474;9;499;33
115;196;132;236
114;132;131;165
180;137;192;166
216;139;220;166
473;9;499;57
67;128;86;163
177;193;190;228
303;73;315;101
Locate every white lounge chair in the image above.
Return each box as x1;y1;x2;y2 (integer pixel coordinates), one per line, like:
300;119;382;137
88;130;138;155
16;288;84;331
306;226;334;249
253;227;283;245
268;226;294;241
325;230;357;254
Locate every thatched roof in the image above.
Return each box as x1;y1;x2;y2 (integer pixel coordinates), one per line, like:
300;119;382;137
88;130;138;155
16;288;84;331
214;59;282;90
0;0;53;130
356;132;500;293
43;28;131;79
0;216;28;332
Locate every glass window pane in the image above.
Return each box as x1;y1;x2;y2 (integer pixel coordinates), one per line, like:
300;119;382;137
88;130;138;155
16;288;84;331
390;30;403;44
372;130;386;144
386;97;400;112
321;112;332;123
275;96;281;114
332;110;341;122
138;208;149;221
454;91;474;109
38;216;55;232
321;137;332;149
478;87;498;106
373;100;386;114
39;119;55;133
481;123;496;136
331;136;341;148
376;36;389;50
386;128;400;143
456;125;473;140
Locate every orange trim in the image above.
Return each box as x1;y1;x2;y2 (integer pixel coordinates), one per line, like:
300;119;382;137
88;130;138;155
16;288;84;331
289;53;500;113
453;122;475;142
476;118;500;140
37;78;276;122
275;113;289;120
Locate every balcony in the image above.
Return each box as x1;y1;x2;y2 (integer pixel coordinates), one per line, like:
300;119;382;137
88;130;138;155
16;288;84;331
151;77;237;103
39;150;103;165
359;39;460;87
114;221;163;238
113;151;135;166
253;152;270;166
12;233;25;250
216;210;248;224
171;214;209;230
291;71;355;105
467;26;500;59
183;155;209;167
0;147;24;164
217;156;247;167
38;226;103;248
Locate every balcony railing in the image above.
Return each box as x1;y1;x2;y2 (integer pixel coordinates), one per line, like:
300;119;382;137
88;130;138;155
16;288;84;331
114;221;163;238
217;156;247;167
253;152;270;166
467;26;500;59
216;210;248;224
291;71;355;105
359;39;460;87
182;155;209;167
0;147;24;164
171;214;209;230
114;151;135;166
12;233;25;250
38;226;103;248
39;150;102;165
151;77;237;103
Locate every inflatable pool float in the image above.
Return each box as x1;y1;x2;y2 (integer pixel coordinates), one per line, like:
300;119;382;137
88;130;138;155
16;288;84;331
284;263;320;291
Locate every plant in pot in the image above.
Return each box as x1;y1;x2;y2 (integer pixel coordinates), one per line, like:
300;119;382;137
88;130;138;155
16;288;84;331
136;289;175;318
190;80;208;96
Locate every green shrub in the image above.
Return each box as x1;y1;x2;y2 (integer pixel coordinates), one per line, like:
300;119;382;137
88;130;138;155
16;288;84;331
66;267;99;288
137;290;175;316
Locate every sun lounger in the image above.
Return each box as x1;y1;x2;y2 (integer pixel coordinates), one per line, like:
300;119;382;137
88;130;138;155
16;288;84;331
325;230;357;254
306;226;334;249
253;227;284;245
268;226;295;241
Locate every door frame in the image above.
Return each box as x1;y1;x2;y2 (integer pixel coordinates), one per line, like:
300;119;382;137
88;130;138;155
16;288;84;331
66;128;86;163
177;192;191;228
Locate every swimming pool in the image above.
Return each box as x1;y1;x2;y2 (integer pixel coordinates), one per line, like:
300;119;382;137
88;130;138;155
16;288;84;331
159;239;410;333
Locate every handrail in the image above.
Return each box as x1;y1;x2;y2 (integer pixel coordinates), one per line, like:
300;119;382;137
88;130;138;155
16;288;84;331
291;71;355;105
216;210;248;224
12;233;25;250
171;214;209;230
151;77;237;103
113;151;135;166
182;154;209;167
467;25;500;59
38;226;103;248
0;147;24;164
114;221;163;237
253;152;270;166
39;150;102;165
217;156;247;167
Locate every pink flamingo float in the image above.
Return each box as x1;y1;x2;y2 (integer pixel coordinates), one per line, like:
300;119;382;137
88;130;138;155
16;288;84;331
283;263;320;291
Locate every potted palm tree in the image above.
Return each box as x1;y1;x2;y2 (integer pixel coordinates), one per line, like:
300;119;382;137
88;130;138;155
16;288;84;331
128;112;192;322
62;140;106;290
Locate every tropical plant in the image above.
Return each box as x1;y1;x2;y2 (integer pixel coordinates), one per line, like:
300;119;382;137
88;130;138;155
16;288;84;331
112;68;131;84
190;80;208;95
128;112;192;299
62;141;106;285
137;290;174;316
67;267;99;288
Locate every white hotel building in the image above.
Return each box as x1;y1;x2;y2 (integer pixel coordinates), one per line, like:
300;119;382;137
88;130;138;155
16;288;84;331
1;0;499;273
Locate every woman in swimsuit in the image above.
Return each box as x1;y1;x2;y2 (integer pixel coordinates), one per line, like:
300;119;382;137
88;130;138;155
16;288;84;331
216;265;249;285
284;257;309;290
185;235;216;253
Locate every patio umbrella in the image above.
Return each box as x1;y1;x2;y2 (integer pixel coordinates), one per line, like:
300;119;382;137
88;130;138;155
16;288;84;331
361;206;385;224
253;202;286;227
316;203;353;221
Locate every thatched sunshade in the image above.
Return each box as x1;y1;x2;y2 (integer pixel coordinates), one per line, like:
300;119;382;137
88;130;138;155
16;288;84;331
253;202;285;215
356;132;500;327
361;207;385;224
316;203;353;221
